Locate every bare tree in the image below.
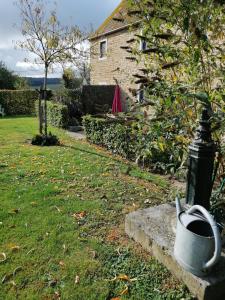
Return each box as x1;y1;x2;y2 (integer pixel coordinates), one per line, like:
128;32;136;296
16;0;86;136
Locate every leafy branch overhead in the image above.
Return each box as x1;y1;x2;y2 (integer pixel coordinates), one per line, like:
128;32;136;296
127;0;225;98
122;0;225;179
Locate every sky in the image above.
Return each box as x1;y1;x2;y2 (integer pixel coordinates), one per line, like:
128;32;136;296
0;0;121;77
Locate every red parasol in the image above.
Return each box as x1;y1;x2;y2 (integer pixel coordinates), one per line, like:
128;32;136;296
112;85;122;113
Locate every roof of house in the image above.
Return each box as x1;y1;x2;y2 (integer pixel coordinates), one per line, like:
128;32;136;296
89;0;138;40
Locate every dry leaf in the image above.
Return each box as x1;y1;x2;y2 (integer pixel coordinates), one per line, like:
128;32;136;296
54;291;61;299
13;266;22;276
91;250;97;259
111;298;121;300
117;274;130;281
27;248;35;255
2;273;13;283
59;261;65;267
0;253;7;263
10;245;20;252
120;285;129;295
75;275;80;284
10;208;20;214
54;206;61;212
9;280;16;287
72;211;86;220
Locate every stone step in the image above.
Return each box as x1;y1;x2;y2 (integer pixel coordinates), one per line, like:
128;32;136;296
125;202;225;300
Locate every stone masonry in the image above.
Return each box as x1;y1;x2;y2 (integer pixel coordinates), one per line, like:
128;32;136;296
90;28;142;111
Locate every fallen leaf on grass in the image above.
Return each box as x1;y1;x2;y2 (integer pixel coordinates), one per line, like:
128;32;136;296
54;206;61;213
13;266;22;276
2;273;13;284
9;208;20;214
26;248;35;255
120;285;129;295
91;250;97;259
59;261;65;267
8;224;16;229
54;291;61;299
75;275;80;284
48;279;57;287
62;244;68;254
111;298;121;300
10;245;20;252
72;211;87;220
9;280;16;287
110;274;131;282
117;274;130;282
30;202;38;206
0;252;7;263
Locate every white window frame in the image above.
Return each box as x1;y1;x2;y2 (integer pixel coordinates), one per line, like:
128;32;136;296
99;39;107;60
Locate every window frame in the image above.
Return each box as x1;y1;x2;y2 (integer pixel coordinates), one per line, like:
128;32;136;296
99;39;107;60
139;29;148;52
137;84;145;103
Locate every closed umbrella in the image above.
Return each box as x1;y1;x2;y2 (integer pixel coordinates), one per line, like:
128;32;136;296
112;85;122;113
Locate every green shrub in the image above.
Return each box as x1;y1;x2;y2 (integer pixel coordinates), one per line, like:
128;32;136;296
53;88;83;125
83;115;187;174
47;101;69;128
0;90;38;115
31;132;60;146
83;115;138;160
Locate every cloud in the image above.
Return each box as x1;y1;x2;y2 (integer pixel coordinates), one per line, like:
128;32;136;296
0;0;121;77
16;61;42;71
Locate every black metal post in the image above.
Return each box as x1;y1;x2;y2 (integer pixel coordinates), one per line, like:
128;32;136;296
185;108;216;210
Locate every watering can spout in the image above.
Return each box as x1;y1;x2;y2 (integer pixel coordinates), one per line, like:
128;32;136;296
175;197;182;216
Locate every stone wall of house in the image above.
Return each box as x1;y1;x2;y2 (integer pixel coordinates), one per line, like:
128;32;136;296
90;28;140;111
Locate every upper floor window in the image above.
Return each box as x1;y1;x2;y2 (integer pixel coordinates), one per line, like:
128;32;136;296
137;84;145;103
140;39;148;51
139;29;148;52
100;40;107;59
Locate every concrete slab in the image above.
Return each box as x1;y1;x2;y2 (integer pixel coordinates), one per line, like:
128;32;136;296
125;203;225;300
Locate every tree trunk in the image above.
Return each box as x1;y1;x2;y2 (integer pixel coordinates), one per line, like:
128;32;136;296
38;96;43;135
43;64;48;136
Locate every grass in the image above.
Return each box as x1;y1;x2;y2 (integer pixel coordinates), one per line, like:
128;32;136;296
0;117;193;300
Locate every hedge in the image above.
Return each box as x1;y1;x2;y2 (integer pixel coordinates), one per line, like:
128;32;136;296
83;115;184;174
0;90;38;115
46;101;69;129
83;115;138;160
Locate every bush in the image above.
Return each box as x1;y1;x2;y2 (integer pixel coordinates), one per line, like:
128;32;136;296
83;115;138;160
0;90;38;115
83;115;187;174
31;132;60;146
53;88;83;125
47;101;69;128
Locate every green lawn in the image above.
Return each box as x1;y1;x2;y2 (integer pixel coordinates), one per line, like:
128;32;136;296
0;117;193;300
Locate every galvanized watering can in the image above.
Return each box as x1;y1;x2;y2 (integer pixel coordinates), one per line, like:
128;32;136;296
174;198;221;277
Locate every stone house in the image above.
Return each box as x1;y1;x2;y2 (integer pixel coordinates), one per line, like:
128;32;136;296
89;0;145;111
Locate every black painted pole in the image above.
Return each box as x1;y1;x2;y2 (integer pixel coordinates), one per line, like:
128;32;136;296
185;108;216;210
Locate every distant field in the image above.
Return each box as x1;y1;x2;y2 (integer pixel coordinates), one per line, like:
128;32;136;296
29;83;63;91
25;77;63;91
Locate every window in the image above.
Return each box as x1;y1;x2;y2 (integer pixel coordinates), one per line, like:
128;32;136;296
137;85;145;103
99;40;107;59
139;29;148;52
140;38;148;51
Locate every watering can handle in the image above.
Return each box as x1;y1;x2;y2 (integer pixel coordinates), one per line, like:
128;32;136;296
187;205;221;271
